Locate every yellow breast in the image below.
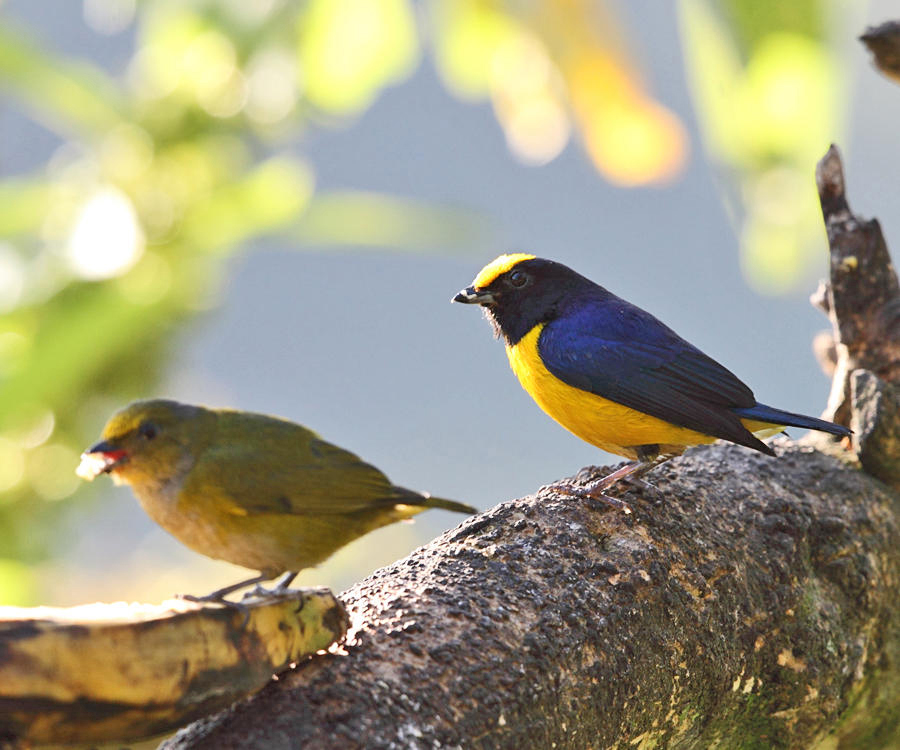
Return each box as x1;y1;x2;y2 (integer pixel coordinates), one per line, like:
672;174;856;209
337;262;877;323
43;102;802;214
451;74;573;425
505;325;722;459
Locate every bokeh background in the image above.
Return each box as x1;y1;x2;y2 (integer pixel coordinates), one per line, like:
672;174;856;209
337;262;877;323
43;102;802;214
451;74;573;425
1;0;898;606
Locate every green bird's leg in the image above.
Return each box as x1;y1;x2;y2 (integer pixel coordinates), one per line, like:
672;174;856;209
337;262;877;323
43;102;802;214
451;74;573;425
176;572;300;628
178;573;273;604
241;570;299;600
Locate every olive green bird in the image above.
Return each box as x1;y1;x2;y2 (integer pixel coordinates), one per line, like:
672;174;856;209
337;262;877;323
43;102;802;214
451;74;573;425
77;399;476;600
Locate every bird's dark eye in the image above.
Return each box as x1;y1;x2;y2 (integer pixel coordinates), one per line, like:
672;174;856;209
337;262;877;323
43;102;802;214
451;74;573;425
138;421;158;440
509;270;529;288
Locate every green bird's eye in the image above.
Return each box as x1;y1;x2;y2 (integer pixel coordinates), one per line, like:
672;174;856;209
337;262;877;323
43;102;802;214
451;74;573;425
509;270;529;288
138;421;158;440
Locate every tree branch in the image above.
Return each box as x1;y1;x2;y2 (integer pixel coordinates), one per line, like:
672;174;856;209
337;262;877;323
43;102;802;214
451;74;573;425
813;144;900;489
861;21;900;85
160;146;900;749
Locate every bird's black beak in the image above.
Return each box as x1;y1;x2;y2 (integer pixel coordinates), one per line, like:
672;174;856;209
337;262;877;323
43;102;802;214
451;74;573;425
76;440;129;480
452;286;496;305
85;440;117;456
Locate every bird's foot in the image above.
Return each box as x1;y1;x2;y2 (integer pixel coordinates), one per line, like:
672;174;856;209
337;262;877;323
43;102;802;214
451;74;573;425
240;571;299;601
552;481;633;514
177;592;252;628
176;572;272;613
549;453;680;514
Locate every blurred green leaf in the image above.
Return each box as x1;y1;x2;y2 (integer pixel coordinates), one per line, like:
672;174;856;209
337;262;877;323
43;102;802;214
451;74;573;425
720;0;826;53
430;0;518;98
0;558;35;606
181;157;315;252
0;22;124;137
679;0;849;294
298;0;419;114
293;191;489;249
0;180;52;237
0;284;173;432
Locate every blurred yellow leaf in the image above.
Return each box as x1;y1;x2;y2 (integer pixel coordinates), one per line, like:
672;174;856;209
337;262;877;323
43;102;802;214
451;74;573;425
565;52;687;185
521;0;687;185
298;0;419;114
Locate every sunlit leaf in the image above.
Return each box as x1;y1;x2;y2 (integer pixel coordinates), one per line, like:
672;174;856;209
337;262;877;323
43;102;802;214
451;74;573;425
0;22;124;136
180;158;315;252
678;0;848;293
430;0;519;98
0;181;52;238
298;0;419;113
565;52;688;185
490;30;570;165
292;191;489;249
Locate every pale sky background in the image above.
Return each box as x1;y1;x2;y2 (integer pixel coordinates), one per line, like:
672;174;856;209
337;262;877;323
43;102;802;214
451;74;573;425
4;0;900;603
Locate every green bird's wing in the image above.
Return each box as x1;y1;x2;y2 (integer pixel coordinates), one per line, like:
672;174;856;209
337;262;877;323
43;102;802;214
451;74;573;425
182;412;412;517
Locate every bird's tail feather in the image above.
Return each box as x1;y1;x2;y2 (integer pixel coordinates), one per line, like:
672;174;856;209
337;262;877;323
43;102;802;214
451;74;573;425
733;403;851;437
390;487;476;515
419;494;478;514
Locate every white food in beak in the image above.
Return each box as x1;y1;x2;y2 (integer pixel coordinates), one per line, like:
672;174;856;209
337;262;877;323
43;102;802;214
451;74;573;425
76;452;114;481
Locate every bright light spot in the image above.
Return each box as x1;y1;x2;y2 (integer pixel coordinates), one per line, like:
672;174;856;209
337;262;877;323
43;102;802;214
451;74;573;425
199;69;248;118
179;31;247;118
83;0;136;35
246;48;300;124
491;33;569;164
67;187;145;280
499;96;570;165
491;33;553;97
183;30;238;94
16;410;56;450
0;243;25;313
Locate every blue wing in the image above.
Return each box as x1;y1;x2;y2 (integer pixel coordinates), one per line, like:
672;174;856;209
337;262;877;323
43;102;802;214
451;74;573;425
538;296;773;453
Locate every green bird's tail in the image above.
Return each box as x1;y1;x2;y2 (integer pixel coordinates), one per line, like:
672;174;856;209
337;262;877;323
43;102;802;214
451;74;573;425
403;492;477;515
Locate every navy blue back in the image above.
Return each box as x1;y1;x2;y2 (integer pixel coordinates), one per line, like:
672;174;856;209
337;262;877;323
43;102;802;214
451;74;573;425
537;292;773;453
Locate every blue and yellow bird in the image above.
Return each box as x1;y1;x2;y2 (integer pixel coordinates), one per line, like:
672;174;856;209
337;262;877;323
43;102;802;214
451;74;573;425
453;254;850;505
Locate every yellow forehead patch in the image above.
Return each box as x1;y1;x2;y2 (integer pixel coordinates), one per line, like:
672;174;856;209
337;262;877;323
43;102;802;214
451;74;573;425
101;406;145;440
472;253;536;289
100;400;181;440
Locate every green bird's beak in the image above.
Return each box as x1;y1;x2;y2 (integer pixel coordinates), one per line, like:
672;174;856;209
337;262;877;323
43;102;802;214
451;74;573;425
76;440;129;480
452;286;495;305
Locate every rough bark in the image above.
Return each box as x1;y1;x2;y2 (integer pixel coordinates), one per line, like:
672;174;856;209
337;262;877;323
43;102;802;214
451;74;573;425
162;146;900;750
812;145;900;491
861;21;900;85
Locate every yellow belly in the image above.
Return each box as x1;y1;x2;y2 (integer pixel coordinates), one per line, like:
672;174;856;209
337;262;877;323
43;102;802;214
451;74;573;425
506;325;781;459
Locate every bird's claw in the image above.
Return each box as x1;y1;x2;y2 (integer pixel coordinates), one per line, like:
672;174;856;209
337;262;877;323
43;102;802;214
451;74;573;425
551;481;633;514
176;592;252;628
240;571;299;601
